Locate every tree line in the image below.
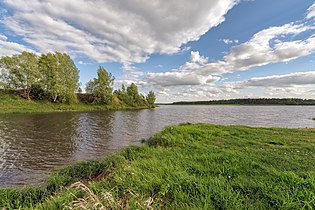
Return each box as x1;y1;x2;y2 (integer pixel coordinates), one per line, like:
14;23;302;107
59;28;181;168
0;52;156;106
173;98;315;105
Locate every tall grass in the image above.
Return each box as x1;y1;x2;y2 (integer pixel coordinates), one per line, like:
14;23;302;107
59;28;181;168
1;123;315;209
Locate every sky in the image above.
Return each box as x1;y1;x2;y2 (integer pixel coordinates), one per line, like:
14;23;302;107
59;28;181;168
0;0;315;103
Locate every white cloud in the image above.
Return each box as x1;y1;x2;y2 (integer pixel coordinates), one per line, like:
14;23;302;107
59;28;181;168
177;51;210;72
147;71;220;87
307;3;315;19
180;46;192;53
221;39;239;44
1;0;238;65
218;72;315;100
198;23;315;75
156;85;224;102
0;39;35;57
0;34;7;41
78;61;91;65
146;50;217;87
229;71;315;88
190;51;208;64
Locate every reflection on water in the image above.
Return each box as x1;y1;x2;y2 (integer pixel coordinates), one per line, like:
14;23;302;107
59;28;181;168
0;105;315;187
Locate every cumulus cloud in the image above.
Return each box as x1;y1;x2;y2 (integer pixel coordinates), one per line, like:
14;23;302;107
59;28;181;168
146;21;315;90
146;50;218;87
307;3;315;19
225;71;315;89
156;85;225;102
147;72;220;87
198;23;315;75
1;0;238;65
0;39;35;57
0;34;34;57
220;39;239;44
177;51;209;71
190;51;208;64
265;87;315;98
217;72;315;100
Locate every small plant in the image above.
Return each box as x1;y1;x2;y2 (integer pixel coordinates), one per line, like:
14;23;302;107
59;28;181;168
66;182;153;210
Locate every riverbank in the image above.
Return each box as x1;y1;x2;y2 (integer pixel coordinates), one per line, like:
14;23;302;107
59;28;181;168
1;123;314;209
0;93;154;114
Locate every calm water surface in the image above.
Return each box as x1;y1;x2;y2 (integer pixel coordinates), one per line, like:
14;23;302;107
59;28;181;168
1;105;315;187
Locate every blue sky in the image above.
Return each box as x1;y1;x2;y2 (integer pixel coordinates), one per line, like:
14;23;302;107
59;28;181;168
0;0;315;102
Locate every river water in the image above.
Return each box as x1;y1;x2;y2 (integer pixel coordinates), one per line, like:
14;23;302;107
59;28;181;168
0;105;315;187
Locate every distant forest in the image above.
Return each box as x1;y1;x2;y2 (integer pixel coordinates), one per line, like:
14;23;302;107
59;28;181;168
172;98;315;106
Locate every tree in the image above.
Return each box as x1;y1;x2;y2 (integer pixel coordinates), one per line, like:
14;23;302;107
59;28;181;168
127;83;141;103
86;66;114;105
146;90;156;105
0;52;41;100
39;52;79;103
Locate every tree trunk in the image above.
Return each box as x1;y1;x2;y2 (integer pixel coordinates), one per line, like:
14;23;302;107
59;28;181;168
26;88;31;100
23;89;31;100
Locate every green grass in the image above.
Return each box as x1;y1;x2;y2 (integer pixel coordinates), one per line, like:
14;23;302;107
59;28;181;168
0;93;153;114
1;123;315;209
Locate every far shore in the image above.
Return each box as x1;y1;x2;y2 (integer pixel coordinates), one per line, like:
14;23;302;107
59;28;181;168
171;98;315;106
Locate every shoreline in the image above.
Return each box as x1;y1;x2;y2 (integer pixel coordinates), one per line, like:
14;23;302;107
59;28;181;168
1;123;314;209
0;103;154;115
0;93;155;115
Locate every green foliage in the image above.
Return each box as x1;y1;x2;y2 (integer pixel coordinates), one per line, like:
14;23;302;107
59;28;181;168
115;83;147;107
39;52;79;104
86;66;114;105
0;52;40;100
1;124;315;209
0;51;80;104
127;83;140;102
114;84;128;104
146;90;156;105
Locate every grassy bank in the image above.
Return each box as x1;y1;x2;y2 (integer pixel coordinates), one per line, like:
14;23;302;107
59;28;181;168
0;93;153;114
1;123;315;209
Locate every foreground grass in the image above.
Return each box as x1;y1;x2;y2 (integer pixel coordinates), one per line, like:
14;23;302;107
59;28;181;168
0;93;152;114
1;123;315;209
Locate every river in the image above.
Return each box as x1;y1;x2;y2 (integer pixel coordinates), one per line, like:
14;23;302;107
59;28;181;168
0;105;315;187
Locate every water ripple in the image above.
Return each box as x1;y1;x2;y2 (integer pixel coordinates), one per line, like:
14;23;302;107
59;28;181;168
0;106;314;187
